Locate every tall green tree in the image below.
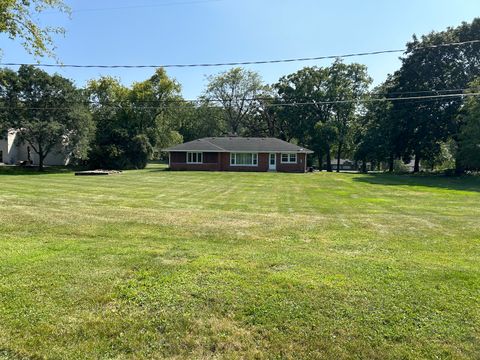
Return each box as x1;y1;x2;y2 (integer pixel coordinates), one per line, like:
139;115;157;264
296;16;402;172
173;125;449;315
0;65;93;170
328;61;371;172
87;69;182;169
173;100;226;142
275;66;333;169
245;88;290;139
457;80;480;170
0;0;70;58
354;76;406;172
87;77;144;169
0;66;17;134
392;18;480;173
204;67;265;135
129;68;183;151
275;61;371;171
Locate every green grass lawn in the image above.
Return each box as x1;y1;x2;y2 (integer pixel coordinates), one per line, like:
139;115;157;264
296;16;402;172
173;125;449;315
0;165;479;359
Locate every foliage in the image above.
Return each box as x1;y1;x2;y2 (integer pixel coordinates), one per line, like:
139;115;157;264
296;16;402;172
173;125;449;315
392;159;410;173
390;19;480;172
275;60;371;171
87;69;182;169
172;100;226;142
0;65;93;170
354;77;405;171
0;0;70;58
203;67;265;135
421;140;456;171
327;61;371;171
457;80;480;170
275;66;330;146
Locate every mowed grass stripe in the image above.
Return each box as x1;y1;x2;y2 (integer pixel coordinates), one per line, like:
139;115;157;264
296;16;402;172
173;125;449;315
0;164;479;359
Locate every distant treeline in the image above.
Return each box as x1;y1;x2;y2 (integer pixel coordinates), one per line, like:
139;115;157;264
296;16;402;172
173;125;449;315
1;19;479;172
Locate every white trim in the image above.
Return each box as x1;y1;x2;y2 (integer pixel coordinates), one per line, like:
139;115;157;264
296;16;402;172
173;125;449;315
281;153;297;164
230;152;258;167
186;152;203;164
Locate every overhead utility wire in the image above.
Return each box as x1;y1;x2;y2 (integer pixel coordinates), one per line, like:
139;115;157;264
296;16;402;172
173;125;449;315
269;92;480;107
81;87;477;105
1;40;479;69
2;92;478;111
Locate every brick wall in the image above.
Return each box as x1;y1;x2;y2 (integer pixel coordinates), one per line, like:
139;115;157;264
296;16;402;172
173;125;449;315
219;152;269;172
170;152;221;171
276;153;306;173
169;151;307;173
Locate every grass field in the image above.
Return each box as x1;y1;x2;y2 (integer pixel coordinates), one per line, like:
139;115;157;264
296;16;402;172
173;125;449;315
0;165;479;359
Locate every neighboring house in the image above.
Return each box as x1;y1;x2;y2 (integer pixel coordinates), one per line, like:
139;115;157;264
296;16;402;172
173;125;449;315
0;129;69;166
164;137;313;172
326;159;357;171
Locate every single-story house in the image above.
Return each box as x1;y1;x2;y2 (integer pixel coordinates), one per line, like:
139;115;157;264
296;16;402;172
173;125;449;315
0;129;69;166
164;137;313;172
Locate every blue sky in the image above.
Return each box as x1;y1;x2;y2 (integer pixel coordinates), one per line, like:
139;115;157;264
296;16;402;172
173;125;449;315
1;0;479;98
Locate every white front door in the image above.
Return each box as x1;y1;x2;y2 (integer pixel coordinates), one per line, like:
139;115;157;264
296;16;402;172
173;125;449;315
269;153;276;171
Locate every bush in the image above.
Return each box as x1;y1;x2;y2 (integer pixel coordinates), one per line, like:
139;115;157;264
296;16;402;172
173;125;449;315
393;160;410;173
127;135;153;169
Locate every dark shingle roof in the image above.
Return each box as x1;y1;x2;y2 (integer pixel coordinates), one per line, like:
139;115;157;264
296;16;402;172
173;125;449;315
164;137;313;153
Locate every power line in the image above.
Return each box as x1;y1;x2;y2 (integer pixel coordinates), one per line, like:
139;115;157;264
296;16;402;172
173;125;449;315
1;92;477;111
1;40;479;70
269;92;479;107
93;87;478;104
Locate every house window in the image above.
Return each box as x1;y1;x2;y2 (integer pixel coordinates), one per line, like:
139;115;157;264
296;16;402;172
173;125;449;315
230;153;258;166
281;153;297;163
187;152;203;164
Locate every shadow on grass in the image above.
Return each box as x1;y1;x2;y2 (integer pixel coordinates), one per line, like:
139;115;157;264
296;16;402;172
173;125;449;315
353;172;480;193
0;165;77;176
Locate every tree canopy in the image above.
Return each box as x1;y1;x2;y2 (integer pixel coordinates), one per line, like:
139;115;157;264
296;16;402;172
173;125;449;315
275;60;371;171
0;0;70;59
2;17;480;174
0;65;93;170
457;79;480;171
203;67;265;136
87;69;183;169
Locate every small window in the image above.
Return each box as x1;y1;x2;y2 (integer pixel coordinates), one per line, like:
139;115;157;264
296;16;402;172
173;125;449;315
281;153;297;163
230;153;258;166
187;152;203;164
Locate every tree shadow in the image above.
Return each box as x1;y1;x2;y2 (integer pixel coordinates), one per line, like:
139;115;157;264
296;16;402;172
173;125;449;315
0;166;76;176
353;173;480;193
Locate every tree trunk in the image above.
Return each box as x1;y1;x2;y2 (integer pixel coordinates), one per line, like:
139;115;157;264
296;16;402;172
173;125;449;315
336;141;342;173
455;156;464;175
452;137;464;175
38;154;45;171
317;152;323;171
326;147;332;172
413;156;420;173
388;154;394;173
361;158;367;173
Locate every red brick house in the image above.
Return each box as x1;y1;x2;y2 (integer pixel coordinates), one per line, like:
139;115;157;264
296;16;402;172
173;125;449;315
164;137;313;172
